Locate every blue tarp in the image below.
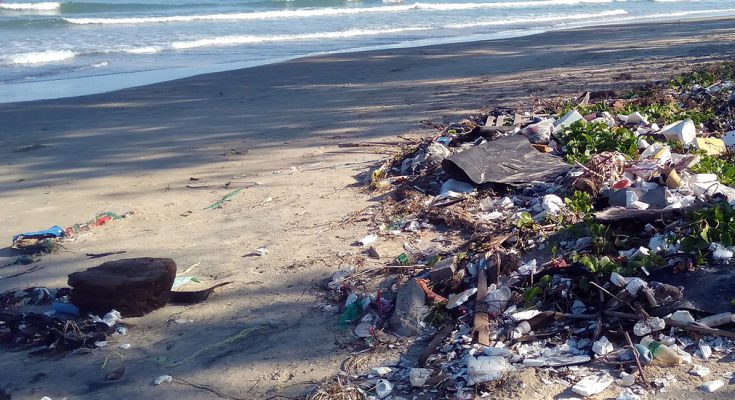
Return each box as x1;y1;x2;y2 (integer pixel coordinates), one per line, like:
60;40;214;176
12;225;65;243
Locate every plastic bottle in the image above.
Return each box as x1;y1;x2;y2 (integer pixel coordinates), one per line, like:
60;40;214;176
640;337;682;366
485;286;512;316
697;312;735;328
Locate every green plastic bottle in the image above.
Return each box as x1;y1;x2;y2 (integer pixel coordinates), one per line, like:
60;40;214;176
640;337;682;366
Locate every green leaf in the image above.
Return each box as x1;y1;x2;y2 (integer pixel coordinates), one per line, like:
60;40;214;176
700;225;710;242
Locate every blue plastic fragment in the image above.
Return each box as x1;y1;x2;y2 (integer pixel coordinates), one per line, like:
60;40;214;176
435;137;452;146
12;225;65;243
52;301;80;316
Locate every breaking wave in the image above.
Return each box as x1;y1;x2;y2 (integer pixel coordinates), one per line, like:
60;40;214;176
3;49;75;65
63;0;615;24
0;2;60;11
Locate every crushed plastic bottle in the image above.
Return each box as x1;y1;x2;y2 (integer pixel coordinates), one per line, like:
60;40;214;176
640;337;682;366
485;286;512;316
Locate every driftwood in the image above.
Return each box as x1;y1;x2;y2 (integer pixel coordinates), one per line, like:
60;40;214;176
594;203;706;224
472;269;491;346
604;310;735;340
418;324;454;367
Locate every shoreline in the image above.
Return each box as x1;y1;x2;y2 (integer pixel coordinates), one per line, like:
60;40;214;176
2;14;735;104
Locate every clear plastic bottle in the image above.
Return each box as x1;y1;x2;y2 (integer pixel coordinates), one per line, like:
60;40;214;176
640;337;682;366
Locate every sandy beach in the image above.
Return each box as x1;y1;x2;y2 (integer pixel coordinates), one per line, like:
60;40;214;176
1;17;735;400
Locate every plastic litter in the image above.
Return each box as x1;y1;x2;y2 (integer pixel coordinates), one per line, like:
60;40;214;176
659;119;696;145
616;388;641;400
689;364;710;377
640;337;682;366
359;234;378;246
697;312;735;327
92;310;122;327
409;368;432;387
154;375;173;385
485;286;512;315
466;355;509;385
446;288;477;309
571;373;613;397
700;380;724;393
592;336;613;356
375;379;393;398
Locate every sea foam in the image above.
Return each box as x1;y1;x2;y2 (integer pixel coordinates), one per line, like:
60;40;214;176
0;2;60;11
63;0;615;24
4;49;75;65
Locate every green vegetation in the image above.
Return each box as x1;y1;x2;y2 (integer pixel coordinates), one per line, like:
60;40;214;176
564;191;594;216
555;121;638;164
669;61;735;90
681;203;735;252
572;254;618;274
690;153;735;187
514;211;534;229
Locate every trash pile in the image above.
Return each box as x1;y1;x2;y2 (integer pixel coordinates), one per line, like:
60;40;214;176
309;62;735;399
0;256;229;358
9;210;135;256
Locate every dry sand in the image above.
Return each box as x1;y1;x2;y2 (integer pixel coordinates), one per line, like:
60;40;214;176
1;17;735;400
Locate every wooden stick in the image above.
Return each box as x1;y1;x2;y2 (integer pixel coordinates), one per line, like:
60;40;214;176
604;311;735;340
418;324;454;367
472;269;491;346
623;329;648;383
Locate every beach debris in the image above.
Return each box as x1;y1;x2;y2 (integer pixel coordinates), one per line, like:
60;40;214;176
204;189;242;209
700;380;724;393
172;276;201;289
592;336;613;356
389;279;428;336
441;134;571;186
154;375;173;385
466;355;509;385
68;257;177;317
446;287;477;309
658;119;696;145
571;373;614;397
409;368;432;387
246;63;735;398
429;256;456;282
375;379;393;398
689;364;711;377
358;234;377;246
11;225;65;254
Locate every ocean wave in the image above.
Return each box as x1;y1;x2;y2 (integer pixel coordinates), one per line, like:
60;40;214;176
168;27;427;50
455;9;629;28
620;7;735;19
63;0;614;25
123;9;627;52
0;2;60;11
3;49;75;65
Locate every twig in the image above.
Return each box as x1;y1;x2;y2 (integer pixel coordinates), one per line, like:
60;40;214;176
589;281;637;312
623;328;648;383
604;311;735;340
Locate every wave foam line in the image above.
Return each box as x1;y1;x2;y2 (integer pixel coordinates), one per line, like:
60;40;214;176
63;0;614;24
120;9;629;54
168;27;427;50
0;2;60;10
4;49;75;65
456;9;628;28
